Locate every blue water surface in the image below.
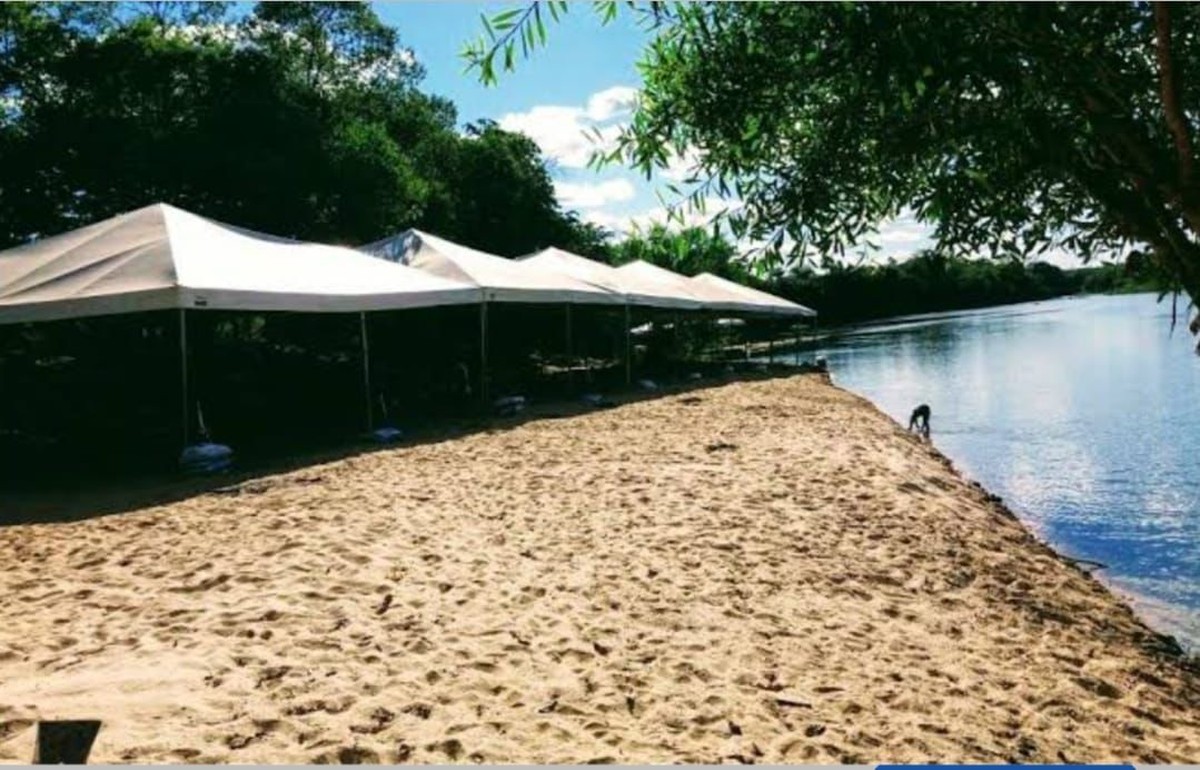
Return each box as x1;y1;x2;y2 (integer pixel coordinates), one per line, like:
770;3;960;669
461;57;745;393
808;293;1200;648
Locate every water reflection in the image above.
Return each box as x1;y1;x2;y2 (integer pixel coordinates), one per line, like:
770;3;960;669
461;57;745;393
811;294;1200;649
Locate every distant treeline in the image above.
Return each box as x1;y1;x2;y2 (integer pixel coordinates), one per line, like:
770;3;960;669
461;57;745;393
599;224;1161;326
770;255;1160;326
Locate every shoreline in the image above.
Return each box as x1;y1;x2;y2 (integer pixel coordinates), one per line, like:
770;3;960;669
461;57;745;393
830;379;1198;660
824;375;1200;655
0;373;1197;763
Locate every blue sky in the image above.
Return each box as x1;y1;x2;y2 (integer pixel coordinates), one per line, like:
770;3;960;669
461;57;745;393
371;3;1089;267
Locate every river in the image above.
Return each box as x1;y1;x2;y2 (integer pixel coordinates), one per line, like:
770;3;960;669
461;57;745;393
808;293;1200;649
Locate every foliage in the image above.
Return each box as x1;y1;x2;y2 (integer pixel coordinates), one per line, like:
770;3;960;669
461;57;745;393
1074;262;1165;296
610;225;1102;325
0;1;598;254
774;253;1085;326
610;223;744;278
418;120;610;257
467;2;1200;342
461;1;665;85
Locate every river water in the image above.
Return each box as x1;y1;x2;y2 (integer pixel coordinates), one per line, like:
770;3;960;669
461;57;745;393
808;293;1200;649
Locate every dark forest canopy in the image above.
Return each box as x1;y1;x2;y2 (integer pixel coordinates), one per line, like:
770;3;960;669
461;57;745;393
467;2;1200;343
0;1;609;257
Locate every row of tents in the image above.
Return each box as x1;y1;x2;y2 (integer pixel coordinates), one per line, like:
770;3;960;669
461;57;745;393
0;203;814;321
0;203;815;469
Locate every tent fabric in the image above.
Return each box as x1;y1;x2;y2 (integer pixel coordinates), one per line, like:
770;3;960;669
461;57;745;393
613;260;750;312
0;204;482;325
520;247;702;311
362;230;623;305
691;272;817;317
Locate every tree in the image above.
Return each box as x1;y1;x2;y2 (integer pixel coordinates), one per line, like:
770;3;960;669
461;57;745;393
555;212;615;262
466;2;1200;343
612;223;746;279
249;1;423;90
419;120;575;257
0;1;604;256
770;249;1086;325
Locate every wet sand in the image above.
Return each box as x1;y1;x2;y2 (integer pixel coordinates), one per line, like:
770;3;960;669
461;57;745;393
0;374;1197;763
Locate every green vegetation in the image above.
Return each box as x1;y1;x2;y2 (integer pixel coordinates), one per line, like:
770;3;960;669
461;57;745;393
609;223;742;278
605;224;1160;326
0;2;604;256
1075;261;1166;297
468;2;1200;340
0;1;1171;328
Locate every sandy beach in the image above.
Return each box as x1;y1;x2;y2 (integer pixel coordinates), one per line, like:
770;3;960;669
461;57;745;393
0;373;1197;763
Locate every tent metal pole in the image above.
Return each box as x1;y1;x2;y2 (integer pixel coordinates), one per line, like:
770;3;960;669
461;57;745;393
179;308;189;447
624;303;632;386
767;320;774;365
794;320;801;366
479;300;489;404
565;304;573;388
673;311;680;375
359;311;373;432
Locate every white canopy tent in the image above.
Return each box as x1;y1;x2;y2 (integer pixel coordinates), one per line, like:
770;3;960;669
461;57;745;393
361;231;626;398
0;204;482;444
691;272;817;317
0;204;481;325
614;261;819;365
522;248;712;384
691;272;817;365
361;230;623;306
611;259;777;314
521;247;702;311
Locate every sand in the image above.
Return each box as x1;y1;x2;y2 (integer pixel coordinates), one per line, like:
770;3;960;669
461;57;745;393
0;373;1197;764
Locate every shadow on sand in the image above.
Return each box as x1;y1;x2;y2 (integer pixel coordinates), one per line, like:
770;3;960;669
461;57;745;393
0;366;823;528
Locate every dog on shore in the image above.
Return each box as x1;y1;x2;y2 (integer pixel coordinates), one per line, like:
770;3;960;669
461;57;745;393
908;403;931;438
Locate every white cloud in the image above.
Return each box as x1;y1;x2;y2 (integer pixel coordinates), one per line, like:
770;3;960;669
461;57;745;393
874;213;934;258
585;86;638;121
498;84;637;169
659;147;703;183
583;197;741;236
554;178;636;209
862;213;1093;268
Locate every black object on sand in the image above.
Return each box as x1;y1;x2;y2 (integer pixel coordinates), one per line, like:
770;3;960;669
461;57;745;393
34;720;102;764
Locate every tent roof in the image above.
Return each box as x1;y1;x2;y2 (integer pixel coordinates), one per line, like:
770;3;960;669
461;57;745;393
362;231;622;305
692;272;817;317
613;260;748;312
0;204;481;325
519;247;701;310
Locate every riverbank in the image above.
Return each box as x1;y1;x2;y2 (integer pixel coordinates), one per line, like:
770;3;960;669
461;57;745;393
0;374;1197;763
806;292;1200;651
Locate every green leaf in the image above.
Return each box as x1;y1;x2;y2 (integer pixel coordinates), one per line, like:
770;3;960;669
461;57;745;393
534;4;546;44
491;7;524;25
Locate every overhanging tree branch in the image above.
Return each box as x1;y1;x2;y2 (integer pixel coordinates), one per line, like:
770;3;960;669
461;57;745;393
1153;1;1195;199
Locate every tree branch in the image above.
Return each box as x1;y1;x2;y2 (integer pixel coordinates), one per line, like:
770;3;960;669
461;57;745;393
1153;1;1195;195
